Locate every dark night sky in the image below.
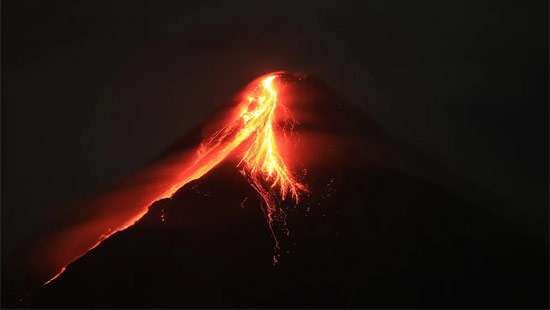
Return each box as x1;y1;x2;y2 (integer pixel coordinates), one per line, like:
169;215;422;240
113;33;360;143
2;0;548;266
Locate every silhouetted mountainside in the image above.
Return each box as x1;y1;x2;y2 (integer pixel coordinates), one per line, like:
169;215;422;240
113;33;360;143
30;76;547;308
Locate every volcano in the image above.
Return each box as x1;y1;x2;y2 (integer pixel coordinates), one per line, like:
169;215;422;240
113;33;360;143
14;73;548;308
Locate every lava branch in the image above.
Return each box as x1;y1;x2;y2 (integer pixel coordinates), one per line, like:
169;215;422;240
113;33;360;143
238;76;305;202
236;75;307;263
44;73;307;284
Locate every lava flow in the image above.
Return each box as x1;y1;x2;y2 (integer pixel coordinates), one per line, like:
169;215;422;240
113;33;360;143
44;72;306;284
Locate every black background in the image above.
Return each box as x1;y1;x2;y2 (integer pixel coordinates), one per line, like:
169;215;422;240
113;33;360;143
2;0;548;296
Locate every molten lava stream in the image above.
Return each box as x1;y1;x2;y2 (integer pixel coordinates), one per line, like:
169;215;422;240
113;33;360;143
43;72;306;284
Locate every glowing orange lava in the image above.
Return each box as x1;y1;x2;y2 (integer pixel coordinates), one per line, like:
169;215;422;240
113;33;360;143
45;72;306;284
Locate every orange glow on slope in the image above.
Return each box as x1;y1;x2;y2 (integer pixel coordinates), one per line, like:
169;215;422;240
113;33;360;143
44;72;306;284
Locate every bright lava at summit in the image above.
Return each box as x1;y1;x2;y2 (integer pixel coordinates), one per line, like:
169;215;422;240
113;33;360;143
45;72;307;284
